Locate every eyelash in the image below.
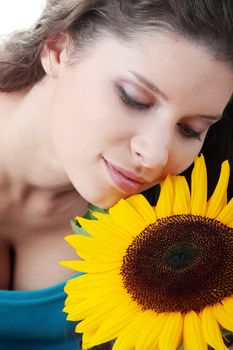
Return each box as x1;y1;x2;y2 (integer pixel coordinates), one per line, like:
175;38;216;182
118;85;152;110
177;123;201;140
118;85;202;140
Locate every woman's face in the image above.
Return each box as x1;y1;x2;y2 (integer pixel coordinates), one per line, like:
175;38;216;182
47;32;233;208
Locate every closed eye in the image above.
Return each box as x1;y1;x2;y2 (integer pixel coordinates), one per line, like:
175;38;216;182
177;123;202;140
118;85;152;111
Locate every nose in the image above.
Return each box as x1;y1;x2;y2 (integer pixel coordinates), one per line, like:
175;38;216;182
130;124;171;170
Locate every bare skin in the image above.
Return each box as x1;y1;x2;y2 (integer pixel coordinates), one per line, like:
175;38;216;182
0;183;88;290
0;91;88;290
0;89;89;290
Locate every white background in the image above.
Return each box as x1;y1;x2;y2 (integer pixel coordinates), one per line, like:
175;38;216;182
0;0;46;35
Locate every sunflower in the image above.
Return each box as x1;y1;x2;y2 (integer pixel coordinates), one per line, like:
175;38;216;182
60;155;233;350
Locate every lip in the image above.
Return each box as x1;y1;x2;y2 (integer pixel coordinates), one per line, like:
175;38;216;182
104;159;148;194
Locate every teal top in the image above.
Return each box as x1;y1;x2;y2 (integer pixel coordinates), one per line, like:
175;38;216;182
0;273;82;350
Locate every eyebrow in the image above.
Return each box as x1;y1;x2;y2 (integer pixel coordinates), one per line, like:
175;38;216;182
129;70;169;101
129;70;222;121
191;114;222;121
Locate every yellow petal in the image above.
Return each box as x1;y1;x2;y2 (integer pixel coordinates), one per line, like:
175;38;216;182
64;270;122;293
66;280;123;301
216;194;233;226
64;235;122;261
78;214;127;243
75;217;101;237
65;275;122;295
126;194;157;224
159;312;183;350
191;155;207;216
109;199;147;234
183;311;207;350
136;312;167;350
66;288;126;320
66;233;127;255
80;212;134;244
227;219;233;229
76;296;125;333
201;306;228;350
222;296;233;316
89;301;140;346
207;160;230;218
65;234;127;262
214;303;233;333
172;175;191;215
82;330;97;350
64;291;85;307
60;260;121;273
155;175;174;219
112;312;149;350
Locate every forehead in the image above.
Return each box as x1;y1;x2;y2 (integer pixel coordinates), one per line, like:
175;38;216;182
61;30;233;118
76;31;233;102
76;30;233;77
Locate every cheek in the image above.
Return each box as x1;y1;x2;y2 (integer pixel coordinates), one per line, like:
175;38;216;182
167;140;204;175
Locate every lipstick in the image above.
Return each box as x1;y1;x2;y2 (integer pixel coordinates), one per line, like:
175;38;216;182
104;160;146;194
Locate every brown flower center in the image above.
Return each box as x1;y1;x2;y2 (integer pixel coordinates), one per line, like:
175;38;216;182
121;215;233;313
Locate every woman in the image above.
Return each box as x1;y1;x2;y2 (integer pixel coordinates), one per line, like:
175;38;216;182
0;0;232;348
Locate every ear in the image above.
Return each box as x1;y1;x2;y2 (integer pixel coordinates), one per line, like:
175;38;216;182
40;33;70;78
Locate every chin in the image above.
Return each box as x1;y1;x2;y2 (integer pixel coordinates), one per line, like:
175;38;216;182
89;197;119;210
87;191;129;210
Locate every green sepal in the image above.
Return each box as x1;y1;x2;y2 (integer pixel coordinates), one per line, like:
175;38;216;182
70;219;91;236
70;204;108;237
84;204;108;220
